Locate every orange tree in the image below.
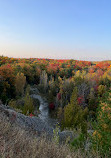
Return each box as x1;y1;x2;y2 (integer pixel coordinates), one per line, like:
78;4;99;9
0;64;16;103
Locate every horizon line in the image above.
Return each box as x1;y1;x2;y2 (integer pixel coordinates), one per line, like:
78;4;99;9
1;55;111;62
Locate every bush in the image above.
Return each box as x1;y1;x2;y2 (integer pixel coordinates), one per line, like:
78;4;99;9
71;133;86;149
8;99;16;108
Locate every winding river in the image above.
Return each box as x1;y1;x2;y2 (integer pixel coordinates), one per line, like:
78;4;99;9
30;87;57;128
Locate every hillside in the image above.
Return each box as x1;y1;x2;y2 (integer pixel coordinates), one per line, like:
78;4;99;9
0;56;111;157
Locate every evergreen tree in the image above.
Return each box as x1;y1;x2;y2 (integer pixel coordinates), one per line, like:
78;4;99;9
92;90;111;157
63;87;88;134
88;88;97;118
23;92;34;115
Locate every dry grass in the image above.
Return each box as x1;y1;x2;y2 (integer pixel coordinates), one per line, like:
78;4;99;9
0;113;98;158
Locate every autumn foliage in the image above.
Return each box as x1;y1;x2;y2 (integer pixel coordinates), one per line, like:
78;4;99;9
0;56;111;157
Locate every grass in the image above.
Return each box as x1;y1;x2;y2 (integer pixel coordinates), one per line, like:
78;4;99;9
0;110;100;158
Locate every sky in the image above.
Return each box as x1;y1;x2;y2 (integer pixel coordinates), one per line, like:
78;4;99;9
0;0;111;61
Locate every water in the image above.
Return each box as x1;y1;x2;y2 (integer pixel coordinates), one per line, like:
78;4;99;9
30;87;76;142
31;94;49;120
30;88;57;128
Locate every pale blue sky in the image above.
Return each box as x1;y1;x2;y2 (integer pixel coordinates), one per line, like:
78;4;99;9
0;0;111;61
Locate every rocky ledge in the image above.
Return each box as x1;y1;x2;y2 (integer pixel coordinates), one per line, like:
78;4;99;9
0;103;74;143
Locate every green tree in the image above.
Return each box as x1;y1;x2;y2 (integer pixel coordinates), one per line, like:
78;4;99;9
92;90;111;157
63;87;88;134
88;88;97;118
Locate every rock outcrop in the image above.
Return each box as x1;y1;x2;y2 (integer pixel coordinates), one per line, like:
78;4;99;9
0;103;74;143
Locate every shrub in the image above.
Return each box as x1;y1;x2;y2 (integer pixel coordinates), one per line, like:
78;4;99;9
71;133;86;149
8;99;16;108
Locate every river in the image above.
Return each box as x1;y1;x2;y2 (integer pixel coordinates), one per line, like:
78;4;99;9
30;87;57;128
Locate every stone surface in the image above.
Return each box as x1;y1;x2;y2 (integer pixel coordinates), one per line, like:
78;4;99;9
0;103;74;143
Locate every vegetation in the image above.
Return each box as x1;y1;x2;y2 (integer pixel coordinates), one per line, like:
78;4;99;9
63;87;88;134
0;56;111;157
15;72;26;96
91;90;111;157
0;113;87;158
0;111;104;158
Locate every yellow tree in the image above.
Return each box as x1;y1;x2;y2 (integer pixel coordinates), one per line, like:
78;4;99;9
98;85;106;96
15;72;26;96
